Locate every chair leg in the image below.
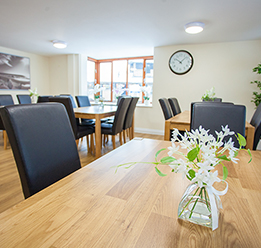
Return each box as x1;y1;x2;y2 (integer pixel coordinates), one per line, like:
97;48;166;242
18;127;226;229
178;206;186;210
91;133;94;154
86;135;90;151
112;135;116;149
129;127;133;140
76;139;79;146
103;134;106;147
119;132;123;146
123;130;126;143
3;130;7;150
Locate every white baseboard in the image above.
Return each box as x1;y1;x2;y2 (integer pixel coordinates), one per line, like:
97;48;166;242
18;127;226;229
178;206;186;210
134;127;164;136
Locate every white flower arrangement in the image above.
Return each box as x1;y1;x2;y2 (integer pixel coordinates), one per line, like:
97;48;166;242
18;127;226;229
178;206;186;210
113;84;128;99
140;85;151;100
28;88;39;97
202;86;216;101
115;125;252;230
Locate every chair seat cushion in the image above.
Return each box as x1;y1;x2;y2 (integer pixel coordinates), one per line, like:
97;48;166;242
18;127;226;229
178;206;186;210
76;125;95;139
81;119;95;126
101;122;113;134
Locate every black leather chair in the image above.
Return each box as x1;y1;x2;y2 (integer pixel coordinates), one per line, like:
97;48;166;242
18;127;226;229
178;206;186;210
123;97;139;142
0;94;14;149
190;102;246;148
37;95;53;103
168;98;181;116
250;103;261;150
101;97;132;149
0;103;81;198
75;95;91;107
159;98;173;120
75;96;95;126
59;94;77;108
49;97;95;151
17;94;31;104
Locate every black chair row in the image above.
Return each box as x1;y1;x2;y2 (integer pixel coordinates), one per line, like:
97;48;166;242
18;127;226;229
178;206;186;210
0;95;139;199
159;97;181;120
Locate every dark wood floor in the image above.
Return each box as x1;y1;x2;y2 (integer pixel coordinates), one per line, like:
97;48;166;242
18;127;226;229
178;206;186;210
0;131;163;213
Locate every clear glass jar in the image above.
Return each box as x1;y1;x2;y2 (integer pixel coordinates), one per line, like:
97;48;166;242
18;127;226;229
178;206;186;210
178;183;221;229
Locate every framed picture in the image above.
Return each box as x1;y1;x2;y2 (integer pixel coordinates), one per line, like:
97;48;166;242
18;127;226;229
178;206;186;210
0;52;30;90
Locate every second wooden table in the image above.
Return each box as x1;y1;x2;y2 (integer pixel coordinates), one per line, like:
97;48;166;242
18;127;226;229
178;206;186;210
74;105;117;157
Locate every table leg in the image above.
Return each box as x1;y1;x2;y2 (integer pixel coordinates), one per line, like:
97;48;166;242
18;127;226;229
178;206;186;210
95;116;102;158
164;120;171;141
246;125;255;150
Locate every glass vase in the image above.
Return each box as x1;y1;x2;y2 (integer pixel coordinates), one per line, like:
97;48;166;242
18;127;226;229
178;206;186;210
178;183;221;229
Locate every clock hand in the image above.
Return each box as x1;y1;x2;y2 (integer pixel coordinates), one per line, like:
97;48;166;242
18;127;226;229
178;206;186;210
174;58;182;63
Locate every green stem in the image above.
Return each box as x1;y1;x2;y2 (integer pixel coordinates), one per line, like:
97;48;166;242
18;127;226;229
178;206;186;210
203;187;211;212
178;187;200;217
189;187;203;218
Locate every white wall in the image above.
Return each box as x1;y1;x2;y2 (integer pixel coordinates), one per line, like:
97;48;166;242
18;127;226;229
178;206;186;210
134;40;261;134
49;54;81;97
0;46;50;103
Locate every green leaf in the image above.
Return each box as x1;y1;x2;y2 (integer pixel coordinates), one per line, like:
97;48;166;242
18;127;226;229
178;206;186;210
237;133;246;147
155;166;167;177
223;166;228;180
234;150;239;157
187;169;196;180
155;148;166;161
160;156;177;164
218;155;231;161
187;147;199;162
247;149;252;163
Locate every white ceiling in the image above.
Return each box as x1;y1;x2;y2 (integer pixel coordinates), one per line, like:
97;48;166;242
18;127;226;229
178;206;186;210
0;0;261;59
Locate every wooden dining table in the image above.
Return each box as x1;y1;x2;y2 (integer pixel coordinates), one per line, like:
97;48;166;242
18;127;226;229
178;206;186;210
0;138;260;247
74;105;118;158
164;110;255;150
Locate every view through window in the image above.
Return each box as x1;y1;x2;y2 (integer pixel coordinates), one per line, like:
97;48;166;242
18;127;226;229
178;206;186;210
87;56;154;103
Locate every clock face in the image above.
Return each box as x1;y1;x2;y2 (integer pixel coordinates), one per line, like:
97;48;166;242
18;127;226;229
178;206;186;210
169;50;194;75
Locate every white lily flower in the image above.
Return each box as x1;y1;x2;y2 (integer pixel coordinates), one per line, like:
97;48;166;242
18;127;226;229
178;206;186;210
222;125;235;136
191;171;209;188
198;160;214;173
167;142;180;156
207;170;221;187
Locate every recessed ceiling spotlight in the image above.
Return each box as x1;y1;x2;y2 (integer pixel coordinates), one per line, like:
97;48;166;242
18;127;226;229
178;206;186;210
184;22;205;34
52;40;67;49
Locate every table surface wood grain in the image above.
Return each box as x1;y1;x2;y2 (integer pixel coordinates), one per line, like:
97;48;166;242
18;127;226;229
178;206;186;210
0;138;260;247
164;110;255;150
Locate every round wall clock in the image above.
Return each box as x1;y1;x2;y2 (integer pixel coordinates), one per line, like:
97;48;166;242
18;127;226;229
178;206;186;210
169;50;194;75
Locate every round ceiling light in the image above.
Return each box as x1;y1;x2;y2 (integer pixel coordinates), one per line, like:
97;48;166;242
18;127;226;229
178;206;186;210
52;40;67;49
184;22;205;34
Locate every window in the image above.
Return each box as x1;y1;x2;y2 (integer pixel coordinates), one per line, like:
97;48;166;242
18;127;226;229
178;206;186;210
87;56;153;103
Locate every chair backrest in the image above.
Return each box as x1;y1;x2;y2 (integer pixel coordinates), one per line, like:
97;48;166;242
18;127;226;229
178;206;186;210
37;95;52;103
0;103;81;198
116;96;123;106
250;103;261;150
190;102;246;147
112;97;132;135
17;94;31;104
159;98;173;120
75;95;91;107
0;94;14;106
123;97;139;130
49;97;78;138
168;98;181;116
60;94;77;108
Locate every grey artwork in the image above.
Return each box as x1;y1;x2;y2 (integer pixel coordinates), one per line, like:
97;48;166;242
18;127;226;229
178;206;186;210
0;52;30;90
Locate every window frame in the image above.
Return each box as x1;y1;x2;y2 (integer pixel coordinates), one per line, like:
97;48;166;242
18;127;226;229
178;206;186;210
88;56;153;103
